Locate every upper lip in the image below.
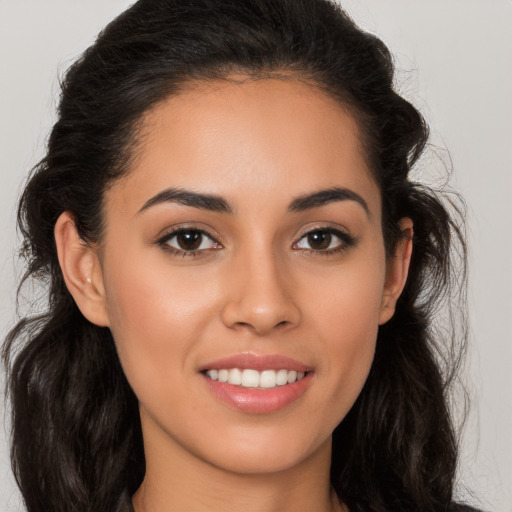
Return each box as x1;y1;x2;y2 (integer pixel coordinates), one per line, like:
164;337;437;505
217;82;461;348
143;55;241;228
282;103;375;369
199;353;313;372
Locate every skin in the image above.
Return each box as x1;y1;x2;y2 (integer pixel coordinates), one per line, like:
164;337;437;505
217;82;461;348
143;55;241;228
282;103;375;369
55;77;412;512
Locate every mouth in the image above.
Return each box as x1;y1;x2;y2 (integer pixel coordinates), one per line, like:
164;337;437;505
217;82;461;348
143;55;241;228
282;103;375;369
199;353;314;414
202;368;307;389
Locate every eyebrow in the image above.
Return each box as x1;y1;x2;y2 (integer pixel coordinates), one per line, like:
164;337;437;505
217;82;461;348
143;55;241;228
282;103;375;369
138;185;369;216
288;187;369;216
138;188;233;214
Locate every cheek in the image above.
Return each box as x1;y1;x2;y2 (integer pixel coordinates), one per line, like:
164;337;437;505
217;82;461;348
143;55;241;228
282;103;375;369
305;257;385;413
101;256;220;395
308;251;386;337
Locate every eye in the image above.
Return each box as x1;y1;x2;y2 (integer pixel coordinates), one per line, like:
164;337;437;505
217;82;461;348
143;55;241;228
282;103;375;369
158;228;221;254
294;228;354;253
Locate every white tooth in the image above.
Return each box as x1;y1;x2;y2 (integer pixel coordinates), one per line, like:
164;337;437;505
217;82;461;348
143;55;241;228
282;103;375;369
287;370;298;383
218;369;229;383
297;371;305;381
259;370;277;388
206;369;218;380
241;369;260;388
276;369;288;386
228;368;242;385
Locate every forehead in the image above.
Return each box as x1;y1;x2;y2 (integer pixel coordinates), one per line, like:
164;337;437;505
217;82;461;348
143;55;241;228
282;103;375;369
107;77;380;216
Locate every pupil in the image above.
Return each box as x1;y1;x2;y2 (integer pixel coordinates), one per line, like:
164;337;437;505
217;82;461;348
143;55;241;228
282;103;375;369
177;231;202;250
308;231;331;250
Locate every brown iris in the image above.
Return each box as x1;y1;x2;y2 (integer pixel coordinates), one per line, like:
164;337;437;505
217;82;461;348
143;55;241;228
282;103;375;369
176;231;203;250
307;231;332;250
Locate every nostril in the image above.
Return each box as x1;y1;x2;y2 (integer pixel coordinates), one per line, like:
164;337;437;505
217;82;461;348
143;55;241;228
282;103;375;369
232;321;253;330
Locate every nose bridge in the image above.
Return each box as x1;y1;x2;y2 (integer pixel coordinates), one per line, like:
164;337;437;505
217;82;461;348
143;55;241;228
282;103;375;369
221;236;300;334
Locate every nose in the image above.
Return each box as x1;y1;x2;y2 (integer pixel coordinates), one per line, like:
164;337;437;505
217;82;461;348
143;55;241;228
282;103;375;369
220;249;301;336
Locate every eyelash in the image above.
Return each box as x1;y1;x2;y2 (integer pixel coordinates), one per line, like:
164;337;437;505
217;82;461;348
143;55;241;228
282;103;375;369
156;226;356;258
293;227;356;255
156;226;221;258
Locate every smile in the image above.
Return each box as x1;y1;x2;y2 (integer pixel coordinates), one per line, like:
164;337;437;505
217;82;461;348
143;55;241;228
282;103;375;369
205;368;306;389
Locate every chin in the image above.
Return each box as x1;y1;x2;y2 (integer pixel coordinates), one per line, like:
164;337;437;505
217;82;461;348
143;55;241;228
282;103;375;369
193;427;332;476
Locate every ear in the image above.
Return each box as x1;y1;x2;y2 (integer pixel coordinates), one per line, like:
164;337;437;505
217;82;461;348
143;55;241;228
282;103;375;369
54;211;110;327
378;218;413;325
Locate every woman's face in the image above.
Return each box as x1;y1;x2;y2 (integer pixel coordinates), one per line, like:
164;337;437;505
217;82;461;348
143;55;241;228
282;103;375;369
86;78;408;476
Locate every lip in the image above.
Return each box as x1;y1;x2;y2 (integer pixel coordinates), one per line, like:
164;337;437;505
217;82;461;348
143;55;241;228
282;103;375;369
201;372;313;414
199;353;314;414
198;353;313;372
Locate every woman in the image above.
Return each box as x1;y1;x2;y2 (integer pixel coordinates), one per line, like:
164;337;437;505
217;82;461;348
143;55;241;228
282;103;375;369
3;0;475;511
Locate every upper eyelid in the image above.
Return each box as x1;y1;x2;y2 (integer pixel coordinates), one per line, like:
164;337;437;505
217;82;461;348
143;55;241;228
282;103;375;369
291;224;353;243
155;224;221;245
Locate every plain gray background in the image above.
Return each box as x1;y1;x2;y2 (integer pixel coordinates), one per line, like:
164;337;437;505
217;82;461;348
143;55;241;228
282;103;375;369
1;1;511;510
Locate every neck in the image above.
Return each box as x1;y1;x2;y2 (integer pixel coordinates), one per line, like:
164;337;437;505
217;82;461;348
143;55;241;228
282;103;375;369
132;411;344;512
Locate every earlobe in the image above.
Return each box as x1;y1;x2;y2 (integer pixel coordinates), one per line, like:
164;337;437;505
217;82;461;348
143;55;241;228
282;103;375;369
378;218;413;325
54;212;110;327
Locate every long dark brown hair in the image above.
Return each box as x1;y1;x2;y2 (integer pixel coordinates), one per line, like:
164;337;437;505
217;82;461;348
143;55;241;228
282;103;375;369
3;1;467;511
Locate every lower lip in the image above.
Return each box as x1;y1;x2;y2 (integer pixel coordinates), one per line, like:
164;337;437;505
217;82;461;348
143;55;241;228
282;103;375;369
201;372;313;414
